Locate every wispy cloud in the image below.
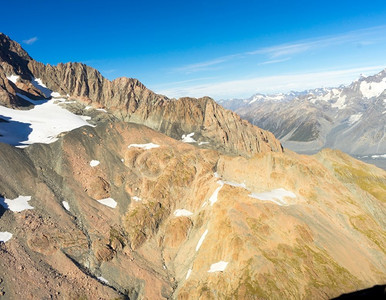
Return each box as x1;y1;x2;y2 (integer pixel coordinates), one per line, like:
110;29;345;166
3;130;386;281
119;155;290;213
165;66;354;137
156;65;386;100
23;37;38;45
172;54;242;74
259;57;291;65
172;25;386;73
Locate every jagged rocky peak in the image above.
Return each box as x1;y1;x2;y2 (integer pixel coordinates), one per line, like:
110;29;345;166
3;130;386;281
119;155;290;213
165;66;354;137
0;33;283;157
0;32;32;78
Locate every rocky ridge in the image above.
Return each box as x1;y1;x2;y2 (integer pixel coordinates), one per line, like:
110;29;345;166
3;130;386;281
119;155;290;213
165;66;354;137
0;33;282;157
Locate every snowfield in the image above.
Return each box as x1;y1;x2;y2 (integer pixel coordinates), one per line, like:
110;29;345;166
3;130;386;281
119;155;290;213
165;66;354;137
0;195;34;212
0;96;92;147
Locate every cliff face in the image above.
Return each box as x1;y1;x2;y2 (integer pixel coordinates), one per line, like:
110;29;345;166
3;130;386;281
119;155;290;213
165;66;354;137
0;33;283;157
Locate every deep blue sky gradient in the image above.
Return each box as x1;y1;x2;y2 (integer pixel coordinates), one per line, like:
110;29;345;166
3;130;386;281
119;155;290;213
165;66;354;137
2;0;386;98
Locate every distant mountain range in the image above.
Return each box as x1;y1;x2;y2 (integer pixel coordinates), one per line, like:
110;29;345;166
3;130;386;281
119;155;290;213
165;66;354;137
219;70;386;157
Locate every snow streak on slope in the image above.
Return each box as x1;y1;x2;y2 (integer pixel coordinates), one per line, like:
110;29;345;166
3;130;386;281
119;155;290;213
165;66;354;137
248;188;296;206
128;143;160;150
174;209;193;217
196;229;208;251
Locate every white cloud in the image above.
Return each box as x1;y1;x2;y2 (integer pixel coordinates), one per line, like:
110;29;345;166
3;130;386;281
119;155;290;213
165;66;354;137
156;65;386;100
23;37;38;45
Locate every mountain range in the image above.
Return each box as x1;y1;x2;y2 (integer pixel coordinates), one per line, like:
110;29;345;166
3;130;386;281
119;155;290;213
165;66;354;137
0;33;385;299
219;71;386;161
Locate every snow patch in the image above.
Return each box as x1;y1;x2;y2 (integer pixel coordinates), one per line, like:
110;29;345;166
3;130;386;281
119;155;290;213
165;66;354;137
0;232;13;243
128;143;160;150
198;141;209;145
248;188;296;206
51;92;61;98
62;201;70;211
208;261;228;273
371;154;386;159
360;78;386;98
196;229;208;251
90;160;100;167
348;113;362;124
132;196;141;202
97;198;117;208
186;269;192;280
181;132;196;143
174;209;193;217
0;195;33;212
97;276;109;284
96;108;107;112
331;94;347;109
6;74;19;83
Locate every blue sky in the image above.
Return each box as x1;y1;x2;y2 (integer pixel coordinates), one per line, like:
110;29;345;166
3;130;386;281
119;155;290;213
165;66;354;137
2;0;386;99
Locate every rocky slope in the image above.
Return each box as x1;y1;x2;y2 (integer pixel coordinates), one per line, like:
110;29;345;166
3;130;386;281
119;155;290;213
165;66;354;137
0;121;385;299
220;72;386;157
0;33;282;157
